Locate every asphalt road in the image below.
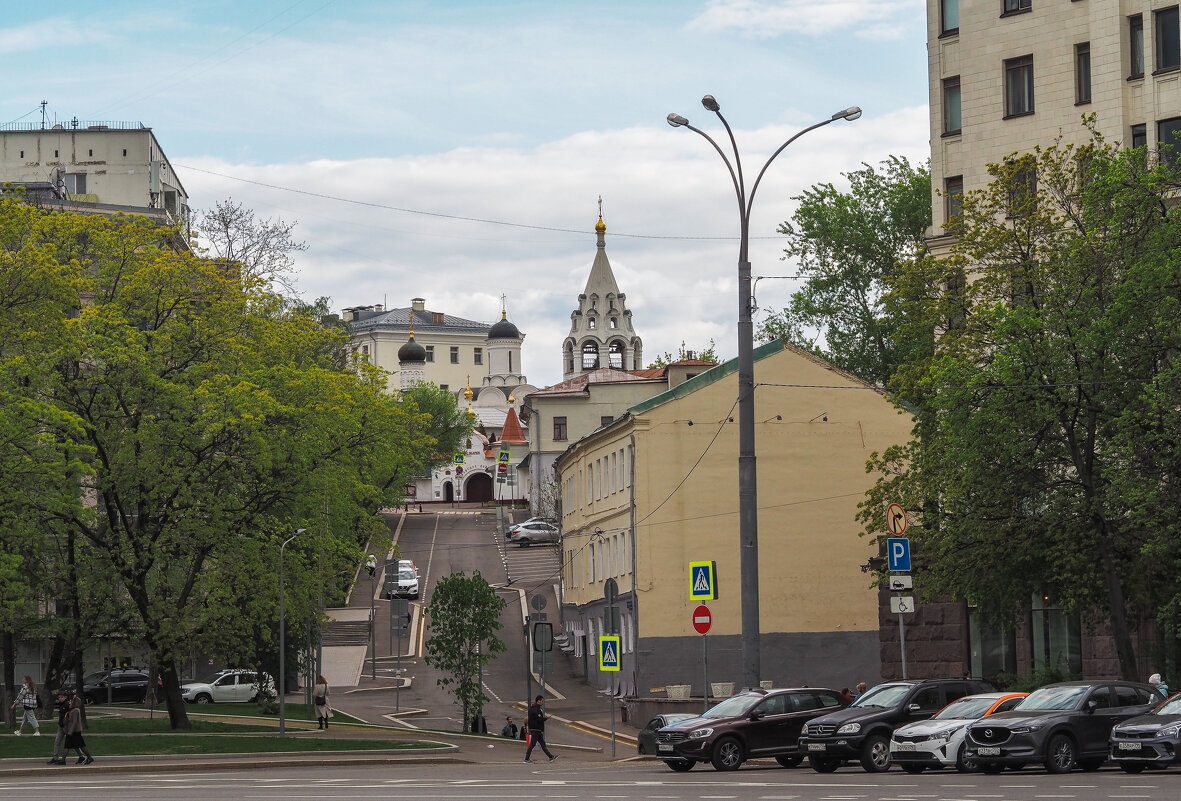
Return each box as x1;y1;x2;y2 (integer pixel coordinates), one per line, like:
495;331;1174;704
1;760;1176;800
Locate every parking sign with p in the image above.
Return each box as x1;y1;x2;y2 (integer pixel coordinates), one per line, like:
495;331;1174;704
887;537;911;572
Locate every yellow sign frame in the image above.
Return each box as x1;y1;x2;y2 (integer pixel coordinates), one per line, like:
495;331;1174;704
689;560;718;601
598;635;621;671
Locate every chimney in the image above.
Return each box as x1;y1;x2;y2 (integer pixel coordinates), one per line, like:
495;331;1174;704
412;298;426;311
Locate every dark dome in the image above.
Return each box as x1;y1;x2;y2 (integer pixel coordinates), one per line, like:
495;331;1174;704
488;311;520;339
398;335;427;362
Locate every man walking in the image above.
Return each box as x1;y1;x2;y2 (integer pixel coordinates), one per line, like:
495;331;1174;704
47;691;70;765
523;695;557;763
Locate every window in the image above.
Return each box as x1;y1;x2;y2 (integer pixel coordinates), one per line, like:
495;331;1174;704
1007;162;1038;217
609;318;617;329
969;607;1018;682
1031;593;1083;675
601;415;613;428
943;76;962;134
944;175;964;226
63;173;87;194
87;148;93;157
473;347;482;365
588;316;596;329
1075;43;1091;104
1131;123;1147;149
1002;0;1030;13
553;416;568;441
439;384;448;392
424;345;434;362
1004;55;1034;117
910;687;943;714
1157;116;1181;163
941;0;959;34
122;149;127;157
449;346;459;364
1130;15;1145;77
1156;7;1180;72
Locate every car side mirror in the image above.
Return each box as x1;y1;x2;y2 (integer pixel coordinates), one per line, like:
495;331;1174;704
749;710;764;720
907;703;921;712
1085;700;1098;713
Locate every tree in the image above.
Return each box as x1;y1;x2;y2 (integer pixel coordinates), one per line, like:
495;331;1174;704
861;133;1181;679
423;571;506;731
647;340;719;369
192;199;307;293
400;382;475;474
759;157;931;386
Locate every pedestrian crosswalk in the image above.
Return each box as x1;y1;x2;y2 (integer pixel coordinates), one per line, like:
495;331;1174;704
498;537;562;587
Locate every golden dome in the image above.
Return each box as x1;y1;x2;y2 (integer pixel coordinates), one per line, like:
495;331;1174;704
595;214;606;234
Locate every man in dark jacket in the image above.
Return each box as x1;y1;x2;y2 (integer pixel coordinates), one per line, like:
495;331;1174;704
47;691;71;765
523;695;557;763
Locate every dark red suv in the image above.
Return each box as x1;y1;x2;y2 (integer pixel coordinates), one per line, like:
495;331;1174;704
656;687;849;772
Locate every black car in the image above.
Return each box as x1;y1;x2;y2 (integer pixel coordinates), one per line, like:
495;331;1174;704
965;681;1163;774
1109;691;1181;772
77;668;153;705
656;687;848;772
638;713;697;755
798;677;994;773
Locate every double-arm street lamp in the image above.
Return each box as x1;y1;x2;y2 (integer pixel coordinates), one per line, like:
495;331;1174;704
667;96;861;689
279;527;306;737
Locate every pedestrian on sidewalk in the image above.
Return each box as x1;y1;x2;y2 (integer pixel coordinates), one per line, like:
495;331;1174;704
11;676;40;736
47;690;71;764
523;695;557;763
312;675;332;729
500;715;518;738
64;696;93;765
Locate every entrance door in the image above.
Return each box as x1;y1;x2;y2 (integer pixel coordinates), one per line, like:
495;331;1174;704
466;472;493;502
443;481;453;502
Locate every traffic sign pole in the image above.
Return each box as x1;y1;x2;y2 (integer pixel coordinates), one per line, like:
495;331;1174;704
702;632;709;715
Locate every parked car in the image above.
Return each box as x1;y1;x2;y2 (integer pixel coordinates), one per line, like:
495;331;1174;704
965;680;1163;774
180;669;274;704
799;677;994;773
76;668;154;705
1109;691;1181;772
657;686;848;772
384;563;420;599
890;692;1027;773
638;713;697;755
510;521;559;545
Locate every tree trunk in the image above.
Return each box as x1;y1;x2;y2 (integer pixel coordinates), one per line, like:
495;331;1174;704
157;655;192;730
1093;514;1139;680
2;631;15;729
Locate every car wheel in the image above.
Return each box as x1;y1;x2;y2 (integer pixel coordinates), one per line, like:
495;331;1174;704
1078;757;1104;772
900;764;926;774
956;743;978;773
665;759;694;772
859;734;891;773
83;695;97;706
1120;763;1146;774
1044;734;1076;774
710;736;744;771
775;755;803;768
980;763;1004;775
809;756;841;773
194;693;213;704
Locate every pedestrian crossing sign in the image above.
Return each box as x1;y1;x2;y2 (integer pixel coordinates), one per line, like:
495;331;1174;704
689;560;718;601
498;449;511;463
453;453;465;465
599;635;621;672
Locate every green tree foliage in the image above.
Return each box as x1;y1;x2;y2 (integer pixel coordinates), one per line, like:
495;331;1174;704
400;382;475;474
861;134;1181;679
647;340;719;369
0;198;438;727
423;571;506;730
759;157;931;386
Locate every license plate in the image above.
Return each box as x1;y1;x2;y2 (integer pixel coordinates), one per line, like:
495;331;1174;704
977;746;1001;757
1118;742;1142;751
894;742;916;751
808;743;826;752
658;743;673;752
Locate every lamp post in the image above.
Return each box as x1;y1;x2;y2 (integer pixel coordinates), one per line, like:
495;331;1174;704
279;528;306;737
667;97;861;688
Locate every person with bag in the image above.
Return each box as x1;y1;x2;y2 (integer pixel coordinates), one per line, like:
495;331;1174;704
523;695;557;763
11;676;40;736
64;696;93;764
312;675;332;729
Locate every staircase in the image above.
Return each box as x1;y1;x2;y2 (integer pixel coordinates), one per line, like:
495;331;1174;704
321;615;370;647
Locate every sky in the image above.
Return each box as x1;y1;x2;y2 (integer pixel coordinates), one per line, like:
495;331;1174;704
2;0;931;389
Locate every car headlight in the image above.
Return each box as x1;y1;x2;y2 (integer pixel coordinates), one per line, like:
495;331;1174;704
1010;723;1044;734
837;722;861;734
925;732;950;743
688;727;714;739
801;723;811;735
1159;725;1180;738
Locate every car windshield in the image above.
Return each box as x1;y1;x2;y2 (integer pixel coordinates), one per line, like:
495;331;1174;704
1156;696;1181;715
702;694;762;719
398;569;415;581
934;696;995;720
853;684;911;708
1015;686;1088;711
198;671;229;685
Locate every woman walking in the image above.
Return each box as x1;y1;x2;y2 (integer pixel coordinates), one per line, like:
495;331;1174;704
312;675;332;729
64;696;93;764
11;676;40;736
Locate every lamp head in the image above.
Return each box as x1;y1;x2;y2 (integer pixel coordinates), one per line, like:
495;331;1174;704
833;106;862;121
295;528;307;535
701;95;720;112
666;113;689;128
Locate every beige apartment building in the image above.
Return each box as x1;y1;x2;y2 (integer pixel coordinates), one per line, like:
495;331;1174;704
554;341;913;695
928;0;1181;251
0;121;189;223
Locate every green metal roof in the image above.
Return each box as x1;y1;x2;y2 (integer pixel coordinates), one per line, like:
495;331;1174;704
627;339;787;416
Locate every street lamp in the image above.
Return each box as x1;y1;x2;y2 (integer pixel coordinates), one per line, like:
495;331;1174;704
279;527;306;737
667;96;860;688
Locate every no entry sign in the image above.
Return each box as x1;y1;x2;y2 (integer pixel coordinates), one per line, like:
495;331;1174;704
692;604;712;635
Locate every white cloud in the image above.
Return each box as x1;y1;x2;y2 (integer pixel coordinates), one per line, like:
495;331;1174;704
180;105;929;389
0;17;114;55
687;0;923;39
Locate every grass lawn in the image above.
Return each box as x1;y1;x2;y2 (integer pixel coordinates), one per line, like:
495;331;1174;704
0;711;432;760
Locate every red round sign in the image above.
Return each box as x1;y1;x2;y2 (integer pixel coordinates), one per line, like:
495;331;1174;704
692;604;712;635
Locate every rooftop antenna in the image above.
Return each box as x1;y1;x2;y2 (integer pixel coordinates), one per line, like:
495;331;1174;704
39;100;47;129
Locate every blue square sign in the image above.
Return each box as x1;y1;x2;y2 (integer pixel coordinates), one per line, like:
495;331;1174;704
887;538;911;572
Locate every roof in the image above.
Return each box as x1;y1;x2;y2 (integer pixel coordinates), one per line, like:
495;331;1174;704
499;407;528;444
349;306;491;334
530;367;666;398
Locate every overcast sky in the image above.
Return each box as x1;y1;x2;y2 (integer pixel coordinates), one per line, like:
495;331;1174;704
3;0;930;388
